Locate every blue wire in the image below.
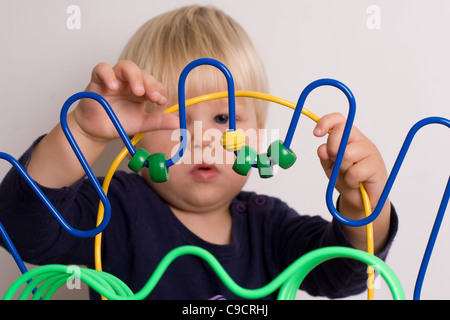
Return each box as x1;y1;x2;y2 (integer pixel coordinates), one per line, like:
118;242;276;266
414;175;450;300
0;154;32;274
0;218;38;296
284;78;357;150
0;152;109;239
168;58;237;167
284;79;450;227
0;92;124;285
278;79;450;298
60;92;137;156
0;150;110;299
0;155;37;294
58;91;130;237
334;116;450;227
283;78;359;223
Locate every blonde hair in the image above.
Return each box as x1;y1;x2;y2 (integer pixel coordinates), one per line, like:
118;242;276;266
119;5;269;126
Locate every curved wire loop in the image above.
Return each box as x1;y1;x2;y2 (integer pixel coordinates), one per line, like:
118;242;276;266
339;117;450;228
414;175;450;299
286;80;450;228
169;58;237;167
0;152;110;240
2;245;405;300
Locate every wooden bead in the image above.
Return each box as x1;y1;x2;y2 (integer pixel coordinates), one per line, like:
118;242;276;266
232;146;257;176
221;129;245;152
128;148;150;173
148;153;169;183
257;153;273;178
267;140;297;169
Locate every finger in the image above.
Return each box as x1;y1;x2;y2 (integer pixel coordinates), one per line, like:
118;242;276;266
139;112;180;133
339;139;375;173
314;112;360;141
90;62;119;91
316;142;361;178
113;60;146;97
141;71;167;106
313;112;347;138
314;113;346;161
317;138;374;179
317;143;334;178
343;156;381;190
315;113;363;159
325;120;347;161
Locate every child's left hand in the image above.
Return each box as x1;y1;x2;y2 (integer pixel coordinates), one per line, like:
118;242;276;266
313;112;391;252
313;112;388;213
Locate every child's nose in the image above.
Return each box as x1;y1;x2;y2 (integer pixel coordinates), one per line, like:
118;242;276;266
188;120;222;150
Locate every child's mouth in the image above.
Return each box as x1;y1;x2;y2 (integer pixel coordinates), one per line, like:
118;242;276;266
191;164;220;181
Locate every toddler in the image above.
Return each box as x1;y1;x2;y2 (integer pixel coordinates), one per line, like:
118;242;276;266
0;5;397;299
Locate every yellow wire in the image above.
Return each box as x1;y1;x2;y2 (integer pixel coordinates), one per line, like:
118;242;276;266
360;182;375;300
94;91;374;300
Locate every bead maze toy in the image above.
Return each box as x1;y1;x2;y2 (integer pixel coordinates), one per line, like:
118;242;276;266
0;58;449;300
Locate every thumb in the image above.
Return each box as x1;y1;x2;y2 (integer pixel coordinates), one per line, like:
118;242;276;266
141;112;180;133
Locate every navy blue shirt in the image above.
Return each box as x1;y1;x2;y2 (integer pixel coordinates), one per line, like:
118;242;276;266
0;139;398;299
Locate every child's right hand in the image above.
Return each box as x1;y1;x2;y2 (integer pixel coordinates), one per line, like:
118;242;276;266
71;60;178;143
27;61;179;188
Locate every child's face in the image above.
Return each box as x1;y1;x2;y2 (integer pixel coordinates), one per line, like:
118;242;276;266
139;97;262;214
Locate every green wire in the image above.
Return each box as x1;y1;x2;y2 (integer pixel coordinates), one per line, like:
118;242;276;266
39;275;68;300
32;274;66;300
2;245;405;300
276;246;403;299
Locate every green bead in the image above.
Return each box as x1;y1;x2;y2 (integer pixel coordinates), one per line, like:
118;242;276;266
267;140;297;169
128;148;150;172
257;153;273;178
148;153;169;183
232;146;257;176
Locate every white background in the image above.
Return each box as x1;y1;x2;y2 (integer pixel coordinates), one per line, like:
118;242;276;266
0;0;449;300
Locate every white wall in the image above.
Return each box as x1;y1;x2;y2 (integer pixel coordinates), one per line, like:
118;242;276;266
0;0;449;300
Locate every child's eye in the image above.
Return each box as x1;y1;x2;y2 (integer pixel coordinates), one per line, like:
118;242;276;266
214;114;229;125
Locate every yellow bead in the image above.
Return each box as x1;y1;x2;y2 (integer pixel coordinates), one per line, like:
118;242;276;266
221;130;245;152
